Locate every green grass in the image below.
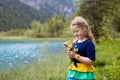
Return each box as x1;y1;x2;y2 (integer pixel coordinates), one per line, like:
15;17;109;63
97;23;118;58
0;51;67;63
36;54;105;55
0;40;120;80
95;40;120;80
0;36;72;42
0;54;69;80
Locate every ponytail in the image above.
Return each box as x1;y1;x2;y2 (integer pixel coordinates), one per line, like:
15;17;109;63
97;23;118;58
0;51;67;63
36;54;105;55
87;28;96;44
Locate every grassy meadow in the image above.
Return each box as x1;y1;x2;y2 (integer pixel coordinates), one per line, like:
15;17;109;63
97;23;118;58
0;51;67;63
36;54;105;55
0;39;120;80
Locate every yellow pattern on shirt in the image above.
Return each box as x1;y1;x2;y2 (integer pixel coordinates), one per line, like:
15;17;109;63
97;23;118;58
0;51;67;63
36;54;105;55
68;62;95;72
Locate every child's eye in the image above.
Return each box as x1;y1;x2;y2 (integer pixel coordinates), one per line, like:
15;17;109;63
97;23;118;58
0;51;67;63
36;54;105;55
73;31;79;33
75;31;79;33
76;31;79;32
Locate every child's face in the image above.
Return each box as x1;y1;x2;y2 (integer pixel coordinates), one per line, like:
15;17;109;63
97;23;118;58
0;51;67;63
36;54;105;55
71;25;86;39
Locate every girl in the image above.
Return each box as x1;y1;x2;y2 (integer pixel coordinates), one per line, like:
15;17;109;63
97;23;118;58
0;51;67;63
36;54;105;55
66;16;96;80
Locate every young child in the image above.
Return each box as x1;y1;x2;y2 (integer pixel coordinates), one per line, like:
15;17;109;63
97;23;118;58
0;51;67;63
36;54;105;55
66;16;96;80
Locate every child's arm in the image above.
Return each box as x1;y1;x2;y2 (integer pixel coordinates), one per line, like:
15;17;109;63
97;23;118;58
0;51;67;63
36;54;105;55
68;51;94;65
74;54;94;65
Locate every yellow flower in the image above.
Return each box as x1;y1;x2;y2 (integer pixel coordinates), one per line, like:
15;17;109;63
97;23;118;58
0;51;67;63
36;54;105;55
64;40;72;51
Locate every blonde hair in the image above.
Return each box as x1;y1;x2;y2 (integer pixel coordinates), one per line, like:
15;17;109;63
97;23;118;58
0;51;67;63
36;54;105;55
71;16;95;44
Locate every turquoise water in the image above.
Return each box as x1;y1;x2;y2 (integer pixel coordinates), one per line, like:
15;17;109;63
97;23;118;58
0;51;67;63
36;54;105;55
0;41;65;71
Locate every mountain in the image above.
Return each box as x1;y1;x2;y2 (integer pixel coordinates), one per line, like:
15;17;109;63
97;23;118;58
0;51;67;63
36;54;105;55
0;0;43;31
0;0;75;31
20;0;75;18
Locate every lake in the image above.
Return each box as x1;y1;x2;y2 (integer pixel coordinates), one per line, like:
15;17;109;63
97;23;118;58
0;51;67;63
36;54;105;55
0;41;66;71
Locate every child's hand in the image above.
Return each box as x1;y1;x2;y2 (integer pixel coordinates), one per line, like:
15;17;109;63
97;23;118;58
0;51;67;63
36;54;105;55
67;51;75;58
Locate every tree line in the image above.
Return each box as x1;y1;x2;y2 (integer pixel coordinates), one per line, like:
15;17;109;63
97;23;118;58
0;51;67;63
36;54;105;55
0;0;120;42
0;15;72;38
74;0;120;42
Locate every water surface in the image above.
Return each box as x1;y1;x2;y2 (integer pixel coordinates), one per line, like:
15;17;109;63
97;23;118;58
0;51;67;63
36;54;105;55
0;41;65;71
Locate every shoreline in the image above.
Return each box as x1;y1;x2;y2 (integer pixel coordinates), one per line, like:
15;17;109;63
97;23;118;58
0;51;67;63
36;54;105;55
0;36;72;42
